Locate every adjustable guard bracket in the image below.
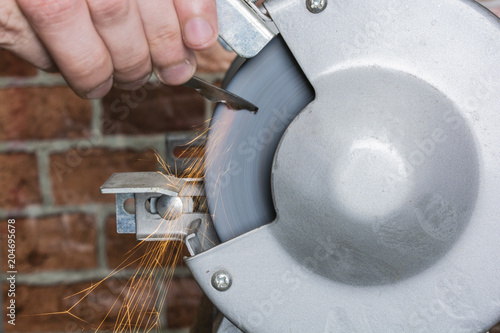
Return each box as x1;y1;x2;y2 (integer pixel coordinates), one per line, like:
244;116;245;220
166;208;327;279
101;172;220;255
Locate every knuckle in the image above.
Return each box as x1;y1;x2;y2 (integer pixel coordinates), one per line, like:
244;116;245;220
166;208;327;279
148;25;180;49
23;0;76;26
114;51;151;77
0;2;15;27
67;51;111;86
0;3;19;46
87;0;130;23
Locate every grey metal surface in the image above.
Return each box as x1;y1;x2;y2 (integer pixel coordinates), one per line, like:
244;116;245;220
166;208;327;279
273;67;479;286
214;316;244;333
205;37;314;242
101;172;220;254
114;193;136;233
101;172;182;196
183;76;258;112
156;195;183;220
216;0;278;58
196;0;500;331
133;192;202;241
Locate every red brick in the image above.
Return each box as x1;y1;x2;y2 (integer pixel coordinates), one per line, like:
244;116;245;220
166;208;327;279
106;215;190;269
106;214;145;268
101;83;206;135
0;153;41;209
166;277;203;328
0;87;92;140
2;278;160;332
0;214;96;273
0;50;37;77
50;149;158;205
195;43;236;74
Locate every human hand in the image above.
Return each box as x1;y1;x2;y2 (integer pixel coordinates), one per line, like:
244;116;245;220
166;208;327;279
0;0;218;98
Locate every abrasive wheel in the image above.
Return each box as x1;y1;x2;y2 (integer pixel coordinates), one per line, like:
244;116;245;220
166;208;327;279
205;37;314;242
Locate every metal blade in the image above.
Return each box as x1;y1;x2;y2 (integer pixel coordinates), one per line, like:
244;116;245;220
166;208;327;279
183;76;258;112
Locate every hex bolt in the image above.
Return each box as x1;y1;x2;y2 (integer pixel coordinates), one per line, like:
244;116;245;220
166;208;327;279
211;270;232;292
306;0;327;13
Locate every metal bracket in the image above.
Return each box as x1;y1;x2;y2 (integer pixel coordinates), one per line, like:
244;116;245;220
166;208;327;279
165;133;206;177
217;0;278;58
101;172;220;255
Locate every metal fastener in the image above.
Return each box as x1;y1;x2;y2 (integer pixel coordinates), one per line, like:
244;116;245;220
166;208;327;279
306;0;327;13
156;195;183;220
211;271;232;291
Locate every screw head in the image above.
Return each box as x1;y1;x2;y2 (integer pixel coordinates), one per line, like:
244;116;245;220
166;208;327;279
306;0;327;13
211;270;232;292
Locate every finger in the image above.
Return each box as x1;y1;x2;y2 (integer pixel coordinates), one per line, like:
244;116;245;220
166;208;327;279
86;0;152;90
0;0;54;71
173;0;218;50
137;0;196;85
16;0;114;98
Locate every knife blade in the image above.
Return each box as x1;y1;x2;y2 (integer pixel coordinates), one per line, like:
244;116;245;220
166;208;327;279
183;76;258;113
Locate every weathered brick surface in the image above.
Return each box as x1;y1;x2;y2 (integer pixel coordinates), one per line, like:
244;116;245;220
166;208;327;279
2;278;159;332
166;277;203;328
0;214;96;273
0;153;41;209
106;215;190;269
0;50;37;77
50;148;158;205
106;214;146;268
0;87;92;140
195;43;236;73
101;83;206;135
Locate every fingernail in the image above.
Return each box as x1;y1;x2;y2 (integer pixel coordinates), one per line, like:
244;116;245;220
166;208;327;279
184;17;214;47
84;77;113;99
156;60;195;85
114;73;152;90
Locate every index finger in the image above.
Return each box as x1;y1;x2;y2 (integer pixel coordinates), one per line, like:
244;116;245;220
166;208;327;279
17;0;114;98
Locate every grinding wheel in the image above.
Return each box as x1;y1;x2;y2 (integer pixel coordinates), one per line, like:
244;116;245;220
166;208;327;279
205;37;314;242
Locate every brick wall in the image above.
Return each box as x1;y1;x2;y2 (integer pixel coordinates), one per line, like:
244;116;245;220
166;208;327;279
1;2;500;332
0;41;234;332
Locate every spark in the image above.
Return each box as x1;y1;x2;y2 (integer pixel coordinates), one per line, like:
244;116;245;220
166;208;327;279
24;118;224;332
25;110;238;332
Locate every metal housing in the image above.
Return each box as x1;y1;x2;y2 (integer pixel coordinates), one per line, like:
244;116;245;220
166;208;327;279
190;0;500;331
